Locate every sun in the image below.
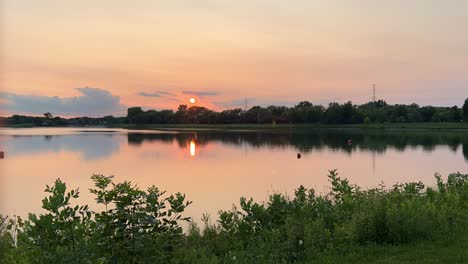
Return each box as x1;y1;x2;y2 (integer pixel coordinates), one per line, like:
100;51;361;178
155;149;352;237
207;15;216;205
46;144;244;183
189;98;196;104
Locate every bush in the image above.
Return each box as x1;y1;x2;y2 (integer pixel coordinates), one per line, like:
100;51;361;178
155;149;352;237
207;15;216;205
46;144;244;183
1;171;467;263
178;170;468;262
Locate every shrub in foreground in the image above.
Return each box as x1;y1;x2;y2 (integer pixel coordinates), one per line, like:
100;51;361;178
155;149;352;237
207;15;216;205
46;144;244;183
0;171;467;263
171;171;467;263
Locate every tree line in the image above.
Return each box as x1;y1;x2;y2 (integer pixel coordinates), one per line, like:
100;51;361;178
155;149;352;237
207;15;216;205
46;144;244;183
2;113;126;126
127;98;468;124
2;98;468;126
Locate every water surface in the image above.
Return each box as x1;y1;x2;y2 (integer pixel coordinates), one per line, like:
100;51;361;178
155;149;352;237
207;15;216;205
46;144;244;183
1;127;467;222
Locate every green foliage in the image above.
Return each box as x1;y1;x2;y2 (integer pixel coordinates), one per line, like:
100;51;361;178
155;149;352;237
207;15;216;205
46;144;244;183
1;171;467;263
1;175;191;263
123;100;466;125
174;170;468;263
23;179;92;263
88;174;192;263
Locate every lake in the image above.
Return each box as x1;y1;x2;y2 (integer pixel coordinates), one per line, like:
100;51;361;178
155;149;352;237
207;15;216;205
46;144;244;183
1;127;467;222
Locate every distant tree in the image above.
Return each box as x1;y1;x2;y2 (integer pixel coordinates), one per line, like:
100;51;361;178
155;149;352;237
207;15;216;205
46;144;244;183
375;99;388;108
391;105;408;122
245;106;271;123
187;106;211;123
178;105;188;112
341;101;354;123
127;107;143;117
463;98;468;122
295;101;313;108
127;107;144;123
174;105;189;123
406;104;422;122
267;105;288;123
450;106;461;122
421;106;436;122
43;112;53;119
159;110;174;124
220;108;243;124
323;102;342;124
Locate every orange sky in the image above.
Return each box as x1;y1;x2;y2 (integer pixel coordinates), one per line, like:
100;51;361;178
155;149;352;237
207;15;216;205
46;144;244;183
1;0;468;116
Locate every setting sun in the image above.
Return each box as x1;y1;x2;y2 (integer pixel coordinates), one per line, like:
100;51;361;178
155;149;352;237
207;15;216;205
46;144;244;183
189;98;196;104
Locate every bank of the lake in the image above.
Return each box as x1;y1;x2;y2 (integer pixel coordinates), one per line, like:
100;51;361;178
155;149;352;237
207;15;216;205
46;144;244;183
108;122;468;131
5;122;468;131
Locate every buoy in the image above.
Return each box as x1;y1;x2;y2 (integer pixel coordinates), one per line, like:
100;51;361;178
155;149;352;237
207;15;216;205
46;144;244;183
297;153;301;159
347;139;352;145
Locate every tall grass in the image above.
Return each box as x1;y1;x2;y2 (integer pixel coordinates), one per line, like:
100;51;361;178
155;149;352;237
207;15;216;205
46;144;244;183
1;170;467;263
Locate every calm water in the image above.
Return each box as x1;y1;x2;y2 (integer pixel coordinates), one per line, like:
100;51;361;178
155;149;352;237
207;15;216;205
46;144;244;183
1;127;467;222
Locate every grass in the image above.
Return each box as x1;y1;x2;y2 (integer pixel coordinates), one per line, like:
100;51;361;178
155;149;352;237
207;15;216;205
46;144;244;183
316;231;468;263
1;123;38;128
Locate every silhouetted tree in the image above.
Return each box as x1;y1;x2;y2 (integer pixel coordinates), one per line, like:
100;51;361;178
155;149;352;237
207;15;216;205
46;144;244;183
421;106;436;122
323;102;342;124
463;98;468;122
127;107;144;123
178;105;188;112
6;98;468;126
450;106;461;122
43;112;53;119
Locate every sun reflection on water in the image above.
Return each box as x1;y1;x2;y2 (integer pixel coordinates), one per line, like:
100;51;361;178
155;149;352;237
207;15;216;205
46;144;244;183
190;139;196;157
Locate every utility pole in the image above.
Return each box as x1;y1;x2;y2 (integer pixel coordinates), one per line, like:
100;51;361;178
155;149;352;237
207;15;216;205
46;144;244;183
372;84;376;102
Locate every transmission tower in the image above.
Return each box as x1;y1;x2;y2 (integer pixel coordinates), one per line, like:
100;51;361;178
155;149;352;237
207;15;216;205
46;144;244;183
372;84;376;102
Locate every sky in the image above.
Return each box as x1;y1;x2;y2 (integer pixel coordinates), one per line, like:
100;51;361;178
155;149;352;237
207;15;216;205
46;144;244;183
1;0;468;117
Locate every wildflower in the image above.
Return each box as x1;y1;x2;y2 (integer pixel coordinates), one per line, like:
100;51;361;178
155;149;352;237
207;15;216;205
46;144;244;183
298;239;303;245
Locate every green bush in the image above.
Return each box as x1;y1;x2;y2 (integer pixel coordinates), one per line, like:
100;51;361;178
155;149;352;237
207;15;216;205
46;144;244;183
176;170;468;263
1;171;467;263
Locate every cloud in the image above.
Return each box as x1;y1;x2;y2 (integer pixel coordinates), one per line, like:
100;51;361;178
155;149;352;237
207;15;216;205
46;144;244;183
138;92;161;97
137;91;173;97
0;87;126;117
182;90;218;97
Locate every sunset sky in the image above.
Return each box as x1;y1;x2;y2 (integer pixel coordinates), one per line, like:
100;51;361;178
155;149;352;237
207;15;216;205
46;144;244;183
1;0;467;116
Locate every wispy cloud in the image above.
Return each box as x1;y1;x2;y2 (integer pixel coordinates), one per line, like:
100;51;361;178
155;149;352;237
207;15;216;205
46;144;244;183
138;92;161;97
137;90;174;97
0;87;126;116
182;90;218;97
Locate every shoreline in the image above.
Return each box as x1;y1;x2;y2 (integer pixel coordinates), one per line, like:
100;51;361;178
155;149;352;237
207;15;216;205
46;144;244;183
5;122;468;131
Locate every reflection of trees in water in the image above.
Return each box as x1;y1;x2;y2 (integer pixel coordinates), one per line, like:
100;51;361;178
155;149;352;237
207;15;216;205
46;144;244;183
127;130;468;160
